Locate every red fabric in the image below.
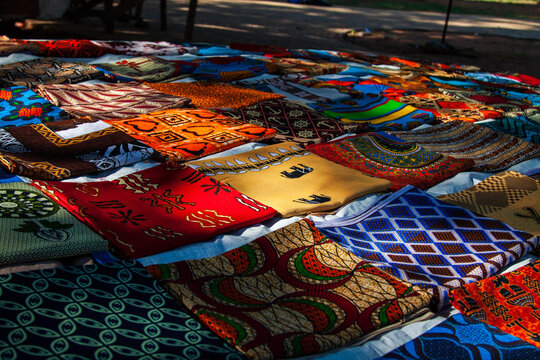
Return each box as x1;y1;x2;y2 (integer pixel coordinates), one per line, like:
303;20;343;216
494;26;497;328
450;259;540;349
32;164;277;259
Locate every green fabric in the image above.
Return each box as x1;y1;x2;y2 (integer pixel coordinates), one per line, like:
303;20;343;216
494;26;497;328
0;182;108;265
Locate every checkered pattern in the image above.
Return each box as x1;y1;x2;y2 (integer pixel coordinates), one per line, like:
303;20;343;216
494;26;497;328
316;186;538;310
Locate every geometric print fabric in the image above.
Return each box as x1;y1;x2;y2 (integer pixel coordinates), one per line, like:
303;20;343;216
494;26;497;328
315;186;539;310
0;260;244;359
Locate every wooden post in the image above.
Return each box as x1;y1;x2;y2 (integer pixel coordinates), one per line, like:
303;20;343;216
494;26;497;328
184;0;198;40
160;0;167;31
441;0;453;44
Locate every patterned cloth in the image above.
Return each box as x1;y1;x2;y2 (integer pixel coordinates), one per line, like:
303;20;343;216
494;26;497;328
0;119;154;180
450;259;540;349
191;56;278;81
148;219;432;360
0;167;21;183
0;260;244;359
91;40;198;56
262;57;349;75
0;86;67;128
483;116;540;145
189;142;392;217
0;182;108;266
390;121;540;173
217;99;365;145
315;186;538;310
306;132;474;191
438;171;540;236
104;108;276;162
144;82;284;110
33;164;277;258
378;313;540;359
16;39;109;57
310;97;436;132
0;58;105;88
95;56;188;82
36;82;192;121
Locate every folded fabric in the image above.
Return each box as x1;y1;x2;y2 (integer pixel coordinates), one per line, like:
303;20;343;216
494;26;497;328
191;56;278;81
0;182;108;266
378;313;539;359
262;57;348;75
95;56;188;82
0;260;244;359
238;76;335;103
91;40;198;56
144;82;283;110
36;82;192;120
32;164;277;258
449;259;540;349
315;186;538;310
482;116;540;145
148;219;432;360
438;171;540;236
0;86;67;128
217;99;365;145
16;39;110;57
0;119;154;180
104;108;276;162
0;167;21;183
189;142;392;217
310;97;436;131
306;132;474;191
390;121;540;173
0;58;105;88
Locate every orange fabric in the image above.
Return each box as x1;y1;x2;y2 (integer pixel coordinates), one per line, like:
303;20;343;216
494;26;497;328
144;82;283;109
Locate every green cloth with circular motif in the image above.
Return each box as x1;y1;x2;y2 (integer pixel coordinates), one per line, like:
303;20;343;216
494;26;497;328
0;182;108;265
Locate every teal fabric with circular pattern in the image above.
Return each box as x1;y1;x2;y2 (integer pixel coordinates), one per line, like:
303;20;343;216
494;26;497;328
0;260;245;359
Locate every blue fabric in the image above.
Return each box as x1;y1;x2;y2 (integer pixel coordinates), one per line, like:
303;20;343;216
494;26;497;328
378;313;539;359
0;167;21;183
0;86;66;128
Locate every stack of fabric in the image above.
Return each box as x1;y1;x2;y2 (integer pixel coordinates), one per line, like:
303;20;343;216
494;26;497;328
0;37;538;359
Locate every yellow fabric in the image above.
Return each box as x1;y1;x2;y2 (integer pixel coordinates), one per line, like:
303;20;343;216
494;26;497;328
188;142;392;217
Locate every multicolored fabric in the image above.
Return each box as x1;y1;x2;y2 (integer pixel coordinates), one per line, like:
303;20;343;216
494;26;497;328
95;56;187;82
149;219;432;360
191;56;278;81
0;58;105;88
0;260;244;359
0;119;154;180
0;167;21;183
36;82;192;121
449;259;540;349
189;141;392;217
0;182;108;266
217;99;365;145
91;40;198;56
104;108;276;162
144;82;283;110
378;313;540;359
261;57;349;75
306;132;475;191
310;97;436;131
0;86;67;128
390;121;540;173
16;39;109;57
238;76;333;103
315;186;538;309
483;116;540;145
32;164;277;258
438;171;540;236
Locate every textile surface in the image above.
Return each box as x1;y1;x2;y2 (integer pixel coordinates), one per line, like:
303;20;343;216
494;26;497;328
0;167;21;183
0;182;108;266
32;164;277;258
149;219;432;360
217;99;365;145
0;119;154;180
16;39;109;58
0;260;245;359
438;171;540;236
95;56;185;82
104;109;276;162
144;82;284;110
310;97;436;132
315;186;538;310
378;313;540;359
188;142;392;217
262;57;349;75
483;116;540;145
390;121;540;172
90;40;198;56
0;86;67;128
450;259;540;349
306;132;474;190
191;56;278;81
0;58;105;88
36;82;192;120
